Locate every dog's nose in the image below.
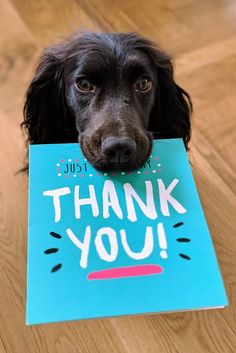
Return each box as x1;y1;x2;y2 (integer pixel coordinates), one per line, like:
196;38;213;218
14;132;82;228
102;137;136;163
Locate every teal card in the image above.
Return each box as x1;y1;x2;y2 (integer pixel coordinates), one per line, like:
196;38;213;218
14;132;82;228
26;138;228;325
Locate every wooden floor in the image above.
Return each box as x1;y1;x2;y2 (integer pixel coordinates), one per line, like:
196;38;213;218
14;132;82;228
0;0;236;352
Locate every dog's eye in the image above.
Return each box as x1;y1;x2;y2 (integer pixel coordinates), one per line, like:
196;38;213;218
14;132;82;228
76;78;94;92
135;77;152;92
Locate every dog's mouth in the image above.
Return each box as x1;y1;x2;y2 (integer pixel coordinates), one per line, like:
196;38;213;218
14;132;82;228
92;161;143;172
91;152;151;172
80;132;153;172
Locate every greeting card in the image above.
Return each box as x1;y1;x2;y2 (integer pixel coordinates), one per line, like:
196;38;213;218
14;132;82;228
26;138;227;325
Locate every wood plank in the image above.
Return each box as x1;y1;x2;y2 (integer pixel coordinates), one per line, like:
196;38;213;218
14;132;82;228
111;309;236;353
85;0;236;55
10;0;101;46
0;0;39;121
175;35;236;76
190;133;236;335
0;336;7;353
177;54;236;192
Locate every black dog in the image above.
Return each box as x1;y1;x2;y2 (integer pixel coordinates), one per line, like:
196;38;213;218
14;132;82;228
22;32;192;171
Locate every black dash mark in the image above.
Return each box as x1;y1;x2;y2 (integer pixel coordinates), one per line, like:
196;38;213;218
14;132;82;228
176;238;191;243
51;264;62;273
44;248;59;254
179;253;191;260
50;231;62;239
173;222;184;228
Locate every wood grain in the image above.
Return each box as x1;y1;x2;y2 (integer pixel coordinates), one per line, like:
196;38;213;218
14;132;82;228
10;0;100;46
1;0;236;352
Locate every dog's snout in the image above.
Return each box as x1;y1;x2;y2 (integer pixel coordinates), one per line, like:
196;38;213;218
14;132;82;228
102;137;136;163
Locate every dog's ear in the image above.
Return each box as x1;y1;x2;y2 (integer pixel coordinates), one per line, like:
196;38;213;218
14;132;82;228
144;44;192;148
22;45;77;144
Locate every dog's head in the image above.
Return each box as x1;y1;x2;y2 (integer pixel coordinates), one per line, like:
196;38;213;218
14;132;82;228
23;32;192;171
